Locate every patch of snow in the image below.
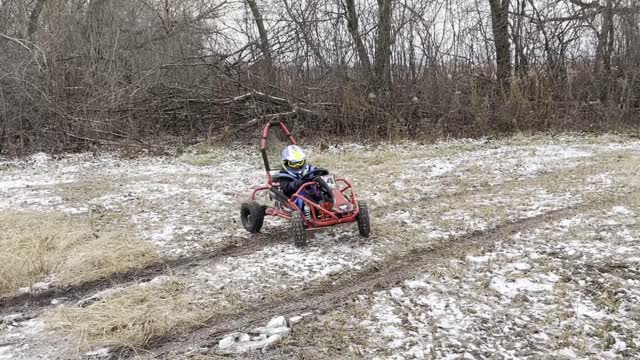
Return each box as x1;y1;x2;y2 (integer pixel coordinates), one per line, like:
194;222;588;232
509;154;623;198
362;202;640;359
575;300;607;320
610;206;634;216
466;255;490;263
216;316;290;354
82;348;111;359
556;348;578;359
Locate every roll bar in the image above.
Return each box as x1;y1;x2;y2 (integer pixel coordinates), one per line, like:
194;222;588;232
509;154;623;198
260;121;297;172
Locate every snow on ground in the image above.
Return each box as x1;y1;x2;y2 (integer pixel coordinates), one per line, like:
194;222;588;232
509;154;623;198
0;149;264;257
1;135;640;358
362;205;640;359
1;136;637;258
185;229;378;305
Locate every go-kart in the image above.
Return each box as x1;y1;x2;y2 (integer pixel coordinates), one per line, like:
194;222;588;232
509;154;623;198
240;121;370;247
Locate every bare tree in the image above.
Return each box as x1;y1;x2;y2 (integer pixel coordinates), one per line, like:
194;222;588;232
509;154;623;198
488;0;512;89
246;0;275;81
342;0;373;80
1;0;640;154
374;0;393;89
27;0;47;38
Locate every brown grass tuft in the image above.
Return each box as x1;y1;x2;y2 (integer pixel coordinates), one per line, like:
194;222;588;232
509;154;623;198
0;212;158;297
47;280;205;350
59;231;159;285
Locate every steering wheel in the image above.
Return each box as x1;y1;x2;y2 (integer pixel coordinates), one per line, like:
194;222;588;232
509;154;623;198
310;171;334;203
307;168;329;178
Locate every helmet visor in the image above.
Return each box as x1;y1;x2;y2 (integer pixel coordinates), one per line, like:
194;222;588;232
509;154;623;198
287;159;306;169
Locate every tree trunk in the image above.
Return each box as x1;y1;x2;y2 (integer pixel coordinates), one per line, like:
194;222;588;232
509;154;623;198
343;0;372;80
594;0;615;101
488;0;512;90
246;0;275;81
374;0;393;89
512;0;528;76
27;0;47;38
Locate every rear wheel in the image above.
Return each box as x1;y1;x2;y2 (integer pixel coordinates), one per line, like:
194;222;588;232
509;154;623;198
240;202;265;233
291;212;307;247
356;201;370;237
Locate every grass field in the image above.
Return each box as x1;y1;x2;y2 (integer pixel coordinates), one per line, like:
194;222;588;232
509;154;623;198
0;134;638;359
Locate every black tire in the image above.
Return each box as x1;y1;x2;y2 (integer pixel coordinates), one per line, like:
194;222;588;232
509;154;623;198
356;201;370;237
240;202;265;233
291;212;307;247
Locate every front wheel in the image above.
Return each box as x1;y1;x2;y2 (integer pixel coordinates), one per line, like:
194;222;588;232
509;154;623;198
356;201;370;237
240;202;265;233
292;212;307;247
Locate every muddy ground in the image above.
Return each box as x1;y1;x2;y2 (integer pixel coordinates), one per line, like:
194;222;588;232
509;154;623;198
0;134;639;359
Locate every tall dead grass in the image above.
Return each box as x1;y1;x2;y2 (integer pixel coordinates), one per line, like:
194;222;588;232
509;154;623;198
48;280;205;351
0;212;158;297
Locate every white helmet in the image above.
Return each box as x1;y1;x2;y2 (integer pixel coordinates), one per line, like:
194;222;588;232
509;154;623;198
281;145;308;175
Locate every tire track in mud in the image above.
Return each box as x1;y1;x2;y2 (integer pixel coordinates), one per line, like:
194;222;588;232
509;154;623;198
0;232;289;316
149;192;633;359
0;176;547;315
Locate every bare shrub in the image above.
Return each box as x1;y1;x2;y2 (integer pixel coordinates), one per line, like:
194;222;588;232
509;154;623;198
0;0;639;154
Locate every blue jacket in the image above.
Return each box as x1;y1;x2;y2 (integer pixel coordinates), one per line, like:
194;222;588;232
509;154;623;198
278;165;321;197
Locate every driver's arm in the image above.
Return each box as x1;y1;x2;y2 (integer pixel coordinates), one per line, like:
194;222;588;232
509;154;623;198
280;178;303;197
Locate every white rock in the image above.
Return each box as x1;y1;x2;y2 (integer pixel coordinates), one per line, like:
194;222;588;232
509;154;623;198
219;333;244;349
266;316;287;329
217;316;290;355
217;333;281;355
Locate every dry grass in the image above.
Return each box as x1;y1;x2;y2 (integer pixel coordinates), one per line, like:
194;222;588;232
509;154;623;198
56;179;117;203
47;280;205;351
59;231;159;285
0;212;158;297
179;153;224;167
283;306;370;359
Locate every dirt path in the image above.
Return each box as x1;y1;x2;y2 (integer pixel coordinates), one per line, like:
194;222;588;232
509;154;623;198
148;191;632;359
3;151;624;318
0;232;287;317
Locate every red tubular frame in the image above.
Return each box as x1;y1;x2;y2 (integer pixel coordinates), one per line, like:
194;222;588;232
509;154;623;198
250;121;361;229
290;179;359;228
261;121;296;187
